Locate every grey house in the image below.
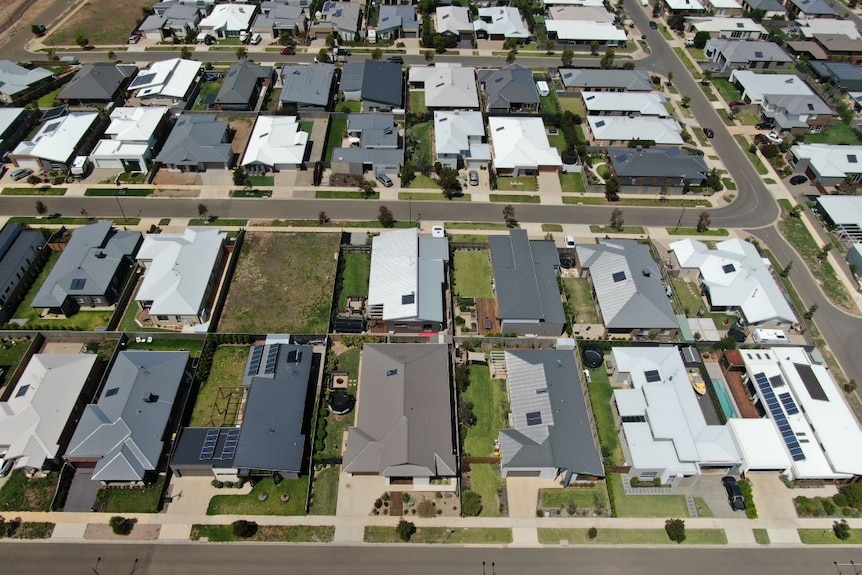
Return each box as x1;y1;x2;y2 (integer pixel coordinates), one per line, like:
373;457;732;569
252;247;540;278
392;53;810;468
785;0;837;18
500;350;604;484
155;114;233;172
810;61;862;92
575;239;678;338
489;230;566;336
561;68;652;92
58;63;138;107
172;344;313;480
704;40;792;75
377;5;420;40
0;223;45;316
477;63;539;113
250;3;308;40
0;61;53;105
31;221;142;317
279;63;336;112
0;107;38;161
64;351;189;483
343;344;457;482
339;62;365;100
606;147;709;187
332;113;402;176
139;3;203;40
214;61;274;111
361;60;403;111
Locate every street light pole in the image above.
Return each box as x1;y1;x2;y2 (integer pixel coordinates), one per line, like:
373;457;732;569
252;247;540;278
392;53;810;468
115;195;128;221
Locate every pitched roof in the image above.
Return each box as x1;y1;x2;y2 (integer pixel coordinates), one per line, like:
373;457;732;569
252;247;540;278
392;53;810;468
252;3;307;30
794;144;862;179
582;91;668;115
560;68;652;90
0;61;52;98
548;5;615;21
545;20;627;42
788;0;836;15
65;351;188;482
343;344;456;477
474;7;529;37
435;5;472;34
576;240;678;329
477;63;539;110
434;110;486;157
104;106;168;142
135;228;225;317
361;60;403;107
58;63;137;102
377;4;419;33
242;115;309;167
339;62;364;93
11;112;99;164
686;16;766;34
199;3;257;31
412;64;479;109
500;350;604;482
346;113;398;148
730;70;813;101
279;63;335;107
814;33;862;53
0;223;44;290
606;146;708;180
744;0;784;11
588;116;684;144
215;61;272;106
155;113;232;166
129;58;201;100
32;221;141;308
320;0;361;34
488;116;562;169
705;39;791;64
810;61;862;87
798;18;860;39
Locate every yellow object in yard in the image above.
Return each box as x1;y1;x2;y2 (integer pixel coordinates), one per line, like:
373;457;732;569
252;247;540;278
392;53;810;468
689;370;707;396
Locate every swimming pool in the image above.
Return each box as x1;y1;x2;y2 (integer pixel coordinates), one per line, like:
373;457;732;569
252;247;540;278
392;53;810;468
710;378;738;419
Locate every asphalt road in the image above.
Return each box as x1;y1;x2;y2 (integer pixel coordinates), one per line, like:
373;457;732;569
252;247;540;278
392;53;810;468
1;542;858;575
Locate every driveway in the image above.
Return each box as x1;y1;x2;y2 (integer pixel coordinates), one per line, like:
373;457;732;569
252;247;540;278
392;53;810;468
506;476;560;518
335;472;386;517
747;473;798;520
64;469;100;512
537;171;562;196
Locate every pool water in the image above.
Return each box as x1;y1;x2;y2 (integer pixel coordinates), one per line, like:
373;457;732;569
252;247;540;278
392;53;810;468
710;378;738;419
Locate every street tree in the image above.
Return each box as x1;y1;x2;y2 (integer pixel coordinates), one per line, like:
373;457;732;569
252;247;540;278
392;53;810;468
780;260;793;278
318;211;329;224
424;50;434;62
506;50;517;64
371;48;383;60
316;48;331;63
236;47;248;60
605;175;620;202
561;49;574;66
378;205;394;227
107;50;116;61
610;208;624;231
696;211;711;232
590;40;600;56
600;48;615;69
804;303;818;320
681;95;691;108
180;46;192;60
76;34;89;48
197;203;208;219
35;200;47;216
503;204;517;227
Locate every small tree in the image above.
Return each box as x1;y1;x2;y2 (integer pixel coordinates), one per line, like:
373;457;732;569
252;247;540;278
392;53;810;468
378;205;394;228
233;166;251;187
780;260;793;278
31;24;43;35
318;211;330;224
587;527;598;540
461;490;483;517
325;32;338;49
693;30;711;48
605;175;620;202
316;48;331;63
600;48;615;69
399;165;416;187
360;181;375;198
817;244;832;261
833;519;851;541
396;519;416;541
279;31;296;47
180;46;192;60
561;49;574;67
506;50;517;64
803;303;818;320
109;516;134;536
232;519;258;538
665;518;686;543
76;34;89;48
424;50;434;62
845;379;858;394
659;186;669;203
590;40;600;56
107;50;116;61
667;71;674;84
610;208;624;232
197;203;208;219
788;204;803;218
35;200;47;216
371;48;383;60
681;95;691;108
438;167;461;197
236;47;248;60
502;204;517;227
696;211;711;232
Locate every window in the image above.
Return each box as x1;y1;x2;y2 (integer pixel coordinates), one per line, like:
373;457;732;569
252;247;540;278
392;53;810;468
621;415;645;423
157;315;169;321
526;411;543;426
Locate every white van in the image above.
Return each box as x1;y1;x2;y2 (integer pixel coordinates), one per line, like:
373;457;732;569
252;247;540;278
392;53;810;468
536;80;550;97
250;33;262;45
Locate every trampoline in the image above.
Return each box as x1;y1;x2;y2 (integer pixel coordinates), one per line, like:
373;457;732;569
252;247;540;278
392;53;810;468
328;390;355;415
582;349;604;369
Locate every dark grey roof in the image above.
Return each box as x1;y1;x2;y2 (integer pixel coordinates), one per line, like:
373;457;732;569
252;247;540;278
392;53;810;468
789;0;836;15
156;113;232;166
489;230;565;324
560;68;652;91
607;147;708;181
331;147;402;166
347;113;398;148
361;60;403;107
171;427;238;470
764;93;832;115
377;4;419;33
65;351;188;482
745;0;785;11
254;3;307;29
279;63;335;107
214;61;272;106
477;63;538;110
810;61;862;87
339;62;365;93
0;224;44;294
708;40;791;64
31;221;141;308
500;350;605;482
58;64;137;102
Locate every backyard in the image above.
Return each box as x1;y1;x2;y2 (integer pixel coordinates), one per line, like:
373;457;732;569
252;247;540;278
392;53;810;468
804;122;862;146
188;346;251;427
563;277;599;324
453;251;493;299
408;91;427;114
219;233;339;333
409;122;433;167
586;367;621;466
324;117;348;162
671;278;705;316
49;0;155;45
462;364;507;457
193;79;225;110
339;253;370;310
0;339;31;389
207;477;308;515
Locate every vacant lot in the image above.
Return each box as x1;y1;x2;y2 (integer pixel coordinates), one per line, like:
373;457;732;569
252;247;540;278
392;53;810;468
50;0;155;45
219;233;339;334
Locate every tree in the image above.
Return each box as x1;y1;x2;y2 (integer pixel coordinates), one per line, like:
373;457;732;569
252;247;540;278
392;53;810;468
503;38;518;50
845;379;858;394
817;243;832;260
610;208;624;231
696;211;711;232
180;46;192;60
600;48;615;69
31;24;44;35
34;200;47;216
667;13;685;30
652;1;662;16
561;49;574;67
833;519;851;541
109;516;134;536
506;49;517;64
399;165;416;187
681;95;691;108
378;205;394;228
279;31;296;47
325;32;338;49
76;34;89;48
803;303;818;320
839;484;862;508
546;39;555;52
704;168;722;191
701;69;713;84
667;71;674;84
396;519;416;541
233;166;251;187
460;490;483;517
316;48;330;63
197;203;208;219
232;520;258;538
318;211;329;224
424;49;434;62
587;527;598;540
693;30;711;49
107;50;116;61
665;518;686;543
590;40;600;56
780;260;793;278
360;181;375;198
236;47;248;60
438;167;461;197
502;204;517;227
788;204;803;218
371;48;383;60
434;35;449;54
659;186;669;203
605;175;620;202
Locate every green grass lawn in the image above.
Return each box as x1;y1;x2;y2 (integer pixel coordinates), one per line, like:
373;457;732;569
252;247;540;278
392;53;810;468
409;90;427;113
83;188;153;196
406;174;440;189
231;189;272;198
336;347;360;381
339;252;370;309
338;100;362;113
193;78;225;110
547;132;567;153
539;93;560;114
671;278;704;316
660;24;674;41
411;122;433;167
586;367;620;465
538;528;727;545
462;364;506;457
609;474;690;518
0;470;59;511
189;346;250;427
713;78;742;102
446;222;514;230
717;109;735;126
248;175;275;186
559;173;586;193
123;338;204;357
667;227;729;236
324;117;348;161
564;277;599;324
36;86;64;108
399;192;471;201
0;340;31;389
309;467;339;515
736;110;760;126
1;187;66;195
490;194;540;203
118;298;162;333
804;122;862;146
453;251;493;299
722;177;737;190
207;477;308;515
798;528;862;544
672;47;698;74
559;97;586;116
589;225;646;234
733;135;769;175
315;190;380;199
192;524;333;542
469;463;503;517
565;197;708;207
496;176;538;192
365;526;512;544
753;528;770;544
95;476;165;513
542;224;563;232
540;487;603;510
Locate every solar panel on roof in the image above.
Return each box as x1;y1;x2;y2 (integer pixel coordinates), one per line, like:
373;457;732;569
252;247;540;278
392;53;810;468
248;346;264;375
644;370;661;383
220;428;240;460
199;429;219;460
105;387;119;397
40;104;68;122
130;72;158;88
612;271;626;282
70;278;86;290
848;155;858;163
43;122;60;134
722;263;736;274
526;411;543;426
754;372;805;461
15;385;29;398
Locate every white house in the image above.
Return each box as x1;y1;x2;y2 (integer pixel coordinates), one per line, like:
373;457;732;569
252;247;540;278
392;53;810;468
488;117;562;175
10;112;99;171
198;3;257;38
588;116;684;145
729;70;813;104
582;91;669;116
408;63;479;109
434;110;489;170
90;107;169;171
664;0;705;11
797;18;860;39
128;58;202;108
685;17;767;39
435;5;473;40
242;115;308;172
545;21;627;46
790;144;862;186
474;7;530;40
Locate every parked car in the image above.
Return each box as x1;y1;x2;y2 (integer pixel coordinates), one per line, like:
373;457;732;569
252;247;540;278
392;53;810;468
281;47;296;55
376;172;393;187
249;33;262;45
469;170;479;186
754;134;770;145
386;56;404;64
565;235;576;249
722;476;746;511
755;121;773;130
9;168;32;181
128;33;141;44
649;21;658;29
728;100;746;107
33;24;47;36
684;38;695;46
431;225;446;238
703;128;714;138
766;131;783;143
789;175;808;185
0;451;13;478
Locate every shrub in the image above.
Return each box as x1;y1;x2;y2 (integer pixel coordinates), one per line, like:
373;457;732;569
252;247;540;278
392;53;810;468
653;478;662;487
109;516;134;536
739;479;757;519
833;519;851;540
587;527;598;540
397;519;416;541
840;484;862;508
665;518;686;543
629;477;641;487
232;520;258;538
832;493;849;507
461;490;483;517
843;507;855;517
795;496;821;517
821;498;837;516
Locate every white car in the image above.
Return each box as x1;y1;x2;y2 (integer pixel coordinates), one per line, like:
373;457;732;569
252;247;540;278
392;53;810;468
432;225;446;238
565;235;575;248
0;452;13;478
766;131;782;143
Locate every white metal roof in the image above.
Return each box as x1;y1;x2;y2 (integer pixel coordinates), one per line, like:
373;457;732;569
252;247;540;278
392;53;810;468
670;238;796;325
729;70;813;102
582;91;668;116
199;3;256;32
474;7;530;38
728;418;792;471
548;5;615;21
105;107;168;142
89;139;150;161
242;115;308;167
132;58;201;99
434;110;485;157
545;20;627;41
791;144;862;179
707;0;742;8
686;17;766;34
418;64;479;109
588;116;683;144
435;5;473;34
488;116;562;170
135;228;226;316
543;0;606;5
797;18;861;39
665;0;705;10
0;354;97;471
11;112;98;164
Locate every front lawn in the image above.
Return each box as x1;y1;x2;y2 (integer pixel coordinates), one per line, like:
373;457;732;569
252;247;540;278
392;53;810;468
207;477;308;515
540;486;604;510
804;122;862;146
559;173;586;193
713;78;742;102
496;176;538;191
453;251;493;299
489;194;540;203
0;470;59;511
469;463;503;517
462;364;506;457
84;188;153;196
188;346;250;427
609;474;690;517
309;466;339;515
94;476;165;513
248;175;275;186
339;252;370;309
1;187;66;196
192;524;334;542
406;174;440;189
538;528;727;545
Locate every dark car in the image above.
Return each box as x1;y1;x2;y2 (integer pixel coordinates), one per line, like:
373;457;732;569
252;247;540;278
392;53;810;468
386;56;404;64
281;47;296;55
754;134;770;145
33;24;47;36
649;21;658;29
728;100;746;107
755;121;773;130
703;128;714;138
790;175;808;185
722;476;746;511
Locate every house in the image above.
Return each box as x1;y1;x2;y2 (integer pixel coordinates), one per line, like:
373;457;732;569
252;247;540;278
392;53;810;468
366;228;449;332
409;64;479;110
156;114;233;172
0;223;46;315
31;221;141;317
198;3;257;38
810;61;862;92
560;68;652;92
250;3;308;40
848;244;862;271
0;107;37;160
488;117;562;175
377;5;419;40
57;63;138;107
139;3;203;40
612;346;742;484
473;7;530;41
702;0;744;16
343;344;457;484
214;61;274;111
799;146;862;189
811;34;862;64
576;240;678;337
0;61;53;105
685;17;767;39
279;63;336;112
331;113;402;176
310;1;361;42
663;0;706;12
9;112;100;171
605;147;709;187
729;70;814;103
582;91;669;117
669;238;796;326
704;40;792;74
0;354;99;475
760;92;833;135
339;62;365;101
360;60;404;111
434;110;490;170
242;115;309;172
477;64;539;113
89;106;171;172
489;230;566;336
548;5;615;22
128;58;202;109
736;347;862;482
499;350;604;484
435;5;474;45
797;18;860;39
171;343;313;480
741;0;785;18
785;0;837;19
587;116;684;145
814;195;862;240
134;228;227;329
65;351;189;483
546;20;627;46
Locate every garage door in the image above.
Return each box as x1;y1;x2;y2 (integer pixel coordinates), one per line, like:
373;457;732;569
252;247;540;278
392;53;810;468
14;159;38;169
505;470;541;478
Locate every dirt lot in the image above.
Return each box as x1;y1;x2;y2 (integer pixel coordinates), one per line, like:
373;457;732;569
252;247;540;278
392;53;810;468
49;0;155;46
223;116;254;157
153;172;202;186
84;523;160;540
218;232;340;334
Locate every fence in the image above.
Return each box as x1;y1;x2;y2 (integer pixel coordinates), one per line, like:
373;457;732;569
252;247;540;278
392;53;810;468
206;229;245;333
0;333;44;402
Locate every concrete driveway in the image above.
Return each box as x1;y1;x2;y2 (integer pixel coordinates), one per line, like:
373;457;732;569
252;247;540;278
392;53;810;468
506;476;561;518
747;473;798;520
336;472;386;517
